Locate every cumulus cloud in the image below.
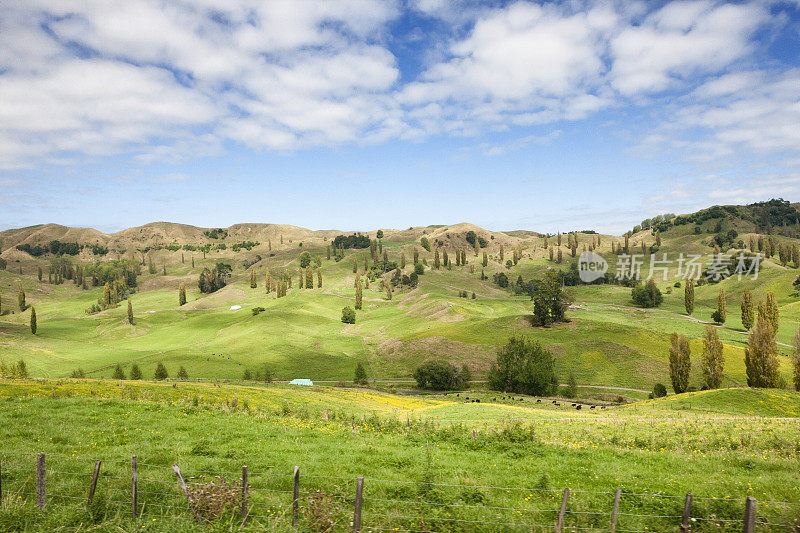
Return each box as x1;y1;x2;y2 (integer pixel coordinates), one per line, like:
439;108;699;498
0;0;795;170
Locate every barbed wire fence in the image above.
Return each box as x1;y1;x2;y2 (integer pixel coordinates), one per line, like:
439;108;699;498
0;451;797;532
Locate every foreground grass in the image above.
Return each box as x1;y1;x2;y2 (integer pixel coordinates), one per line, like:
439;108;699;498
0;380;797;531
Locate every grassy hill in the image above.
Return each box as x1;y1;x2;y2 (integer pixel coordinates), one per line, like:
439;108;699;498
1;200;799;393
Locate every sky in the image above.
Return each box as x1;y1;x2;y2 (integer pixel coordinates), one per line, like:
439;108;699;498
0;0;799;235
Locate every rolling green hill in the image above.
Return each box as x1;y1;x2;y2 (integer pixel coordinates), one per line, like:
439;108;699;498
1;200;799;393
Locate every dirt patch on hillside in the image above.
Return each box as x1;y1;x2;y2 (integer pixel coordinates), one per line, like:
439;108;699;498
140;274;196;291
400;293;464;322
377;336;496;372
185;287;247;310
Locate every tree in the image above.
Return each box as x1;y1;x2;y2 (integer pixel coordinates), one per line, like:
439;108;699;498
317;268;322;288
668;333;691;393
341;306;356;324
741;288;754;330
711;288;726;324
305;266;313;289
684;280;694;315
482;252;488;267
794;328;800;391
413;248;419;265
130;364;143;380
250;269;257;288
37;266;42;281
631;279;663;308
127;300;134;324
530;271;571;326
701;325;724;389
299;251;312;268
298;268;304;288
434;249;440;269
265;267;272;293
18;284;25;311
113;364;126;380
177;365;189;380
420;237;431;251
354;362;368;385
413;361;464;390
154;362;169;381
744;317;780;388
376;229;384;239
30;307;37;335
355;278;363;310
460;364;472;387
179;282;187;306
653;383;667;398
764;292;779;333
487;336;557;396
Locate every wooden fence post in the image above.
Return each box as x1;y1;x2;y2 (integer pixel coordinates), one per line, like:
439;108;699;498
240;465;248;523
292;466;300;528
172;464;201;522
610;488;621;533
680;493;693;533
743;497;757;533
555;488;569;533
87;460;101;507
353;476;364;532
131;455;137;518
36;452;46;509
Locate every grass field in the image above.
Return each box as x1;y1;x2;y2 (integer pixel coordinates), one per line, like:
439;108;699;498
0;379;798;531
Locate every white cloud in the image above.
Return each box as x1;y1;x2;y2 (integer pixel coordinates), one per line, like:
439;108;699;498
0;0;795;171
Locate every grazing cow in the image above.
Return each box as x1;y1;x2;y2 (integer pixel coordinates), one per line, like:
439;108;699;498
475;399;480;403
536;399;541;403
590;405;596;409
552;400;557;404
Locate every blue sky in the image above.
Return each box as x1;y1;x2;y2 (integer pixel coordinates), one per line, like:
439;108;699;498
0;0;799;234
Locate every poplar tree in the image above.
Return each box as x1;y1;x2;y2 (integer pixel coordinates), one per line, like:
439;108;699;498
668;333;691;393
148;256;155;274
442;249;449;267
305;266;313;289
741;288;754;330
549;248;554;261
684;280;694;315
265;268;272;293
557;249;562;263
482;252;488;267
401;253;406;268
298;268;304;289
745;317;780;388
179;283;187;306
355;278;363;310
712;288;726;324
326;246;331;260
557;233;562;246
37;266;42;281
18;285;25;311
701;325;724;389
499;246;504;262
793;328;800;391
30;307;37;335
655;230;661;247
250;269;257;288
181;253;185;264
127;300;134;324
192;257;195;268
317;268;322;288
413;249;419;265
764;292;780;333
353;260;358;274
434;249;440;269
